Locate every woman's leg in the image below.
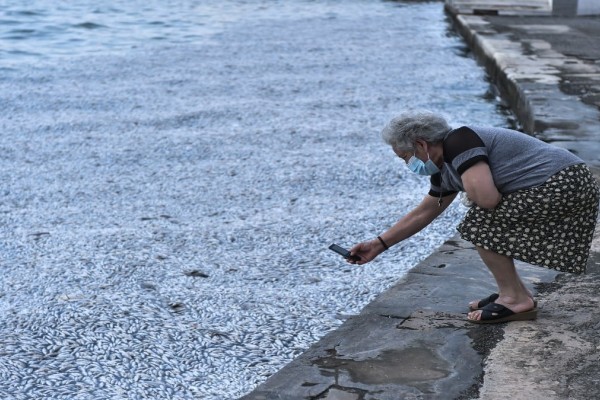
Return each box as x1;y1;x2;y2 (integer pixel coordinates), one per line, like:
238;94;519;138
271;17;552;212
468;246;535;321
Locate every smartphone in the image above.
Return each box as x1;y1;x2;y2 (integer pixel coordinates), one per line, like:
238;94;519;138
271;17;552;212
328;243;361;261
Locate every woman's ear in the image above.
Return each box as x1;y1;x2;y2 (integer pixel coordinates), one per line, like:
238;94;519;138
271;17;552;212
414;139;428;153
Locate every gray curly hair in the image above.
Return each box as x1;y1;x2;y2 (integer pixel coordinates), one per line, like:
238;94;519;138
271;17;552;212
381;111;451;152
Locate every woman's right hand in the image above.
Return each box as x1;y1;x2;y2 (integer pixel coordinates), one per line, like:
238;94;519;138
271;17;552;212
348;239;386;265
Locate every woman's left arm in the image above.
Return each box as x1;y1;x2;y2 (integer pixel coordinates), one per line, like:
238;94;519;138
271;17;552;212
461;161;502;209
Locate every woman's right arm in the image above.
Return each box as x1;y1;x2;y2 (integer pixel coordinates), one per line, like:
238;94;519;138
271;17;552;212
349;192;457;264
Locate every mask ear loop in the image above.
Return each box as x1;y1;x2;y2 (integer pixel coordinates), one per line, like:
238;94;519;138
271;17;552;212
427;144;443;207
436;148;443;207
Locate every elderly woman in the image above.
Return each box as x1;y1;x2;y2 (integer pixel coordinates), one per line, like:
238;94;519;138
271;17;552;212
349;111;599;324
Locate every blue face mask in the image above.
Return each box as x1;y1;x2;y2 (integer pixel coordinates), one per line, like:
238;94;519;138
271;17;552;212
407;154;440;176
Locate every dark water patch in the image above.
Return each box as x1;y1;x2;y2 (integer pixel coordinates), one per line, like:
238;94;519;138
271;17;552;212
4;28;39;40
0;19;20;26
73;22;105;30
0;66;17;74
92;7;122;15
7;10;44;17
5;49;41;57
10;28;36;34
3;35;28;41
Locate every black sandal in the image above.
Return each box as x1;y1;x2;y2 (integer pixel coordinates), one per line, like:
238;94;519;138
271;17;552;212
469;293;499;311
468;302;537;324
469;293;538;311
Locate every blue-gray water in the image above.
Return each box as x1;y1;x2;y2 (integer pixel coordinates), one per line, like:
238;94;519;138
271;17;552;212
1;0;244;64
0;0;512;398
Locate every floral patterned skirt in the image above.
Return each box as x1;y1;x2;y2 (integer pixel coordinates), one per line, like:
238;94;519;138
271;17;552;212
457;163;599;274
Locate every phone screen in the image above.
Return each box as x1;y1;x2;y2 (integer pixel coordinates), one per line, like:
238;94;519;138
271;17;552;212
328;244;360;261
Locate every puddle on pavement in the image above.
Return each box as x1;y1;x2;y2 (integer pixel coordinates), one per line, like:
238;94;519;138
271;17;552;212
314;347;450;385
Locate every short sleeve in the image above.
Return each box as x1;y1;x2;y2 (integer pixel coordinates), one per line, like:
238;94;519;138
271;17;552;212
443;126;489;175
428;172;458;198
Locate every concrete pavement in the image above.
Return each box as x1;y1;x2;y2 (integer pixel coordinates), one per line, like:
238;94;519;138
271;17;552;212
243;1;600;399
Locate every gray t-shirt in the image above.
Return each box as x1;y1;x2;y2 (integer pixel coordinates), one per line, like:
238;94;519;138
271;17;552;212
429;125;583;197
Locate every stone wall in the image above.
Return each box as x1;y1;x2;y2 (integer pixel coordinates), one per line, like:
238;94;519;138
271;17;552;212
553;0;600;15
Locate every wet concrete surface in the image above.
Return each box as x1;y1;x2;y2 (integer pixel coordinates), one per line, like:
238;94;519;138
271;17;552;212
243;1;600;399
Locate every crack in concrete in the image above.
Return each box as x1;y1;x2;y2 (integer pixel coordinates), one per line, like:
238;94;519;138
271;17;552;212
396;310;470;330
311;384;371;400
378;314;408;321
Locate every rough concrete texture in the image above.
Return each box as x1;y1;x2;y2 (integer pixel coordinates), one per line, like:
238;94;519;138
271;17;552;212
245;1;600;399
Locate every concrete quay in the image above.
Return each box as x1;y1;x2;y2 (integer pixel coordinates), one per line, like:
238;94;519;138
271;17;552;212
243;2;600;399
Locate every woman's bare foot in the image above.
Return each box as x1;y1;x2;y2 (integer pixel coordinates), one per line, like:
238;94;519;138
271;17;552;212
468;293;498;311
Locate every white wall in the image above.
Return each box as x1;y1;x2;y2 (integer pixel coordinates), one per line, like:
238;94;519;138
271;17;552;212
577;0;600;15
